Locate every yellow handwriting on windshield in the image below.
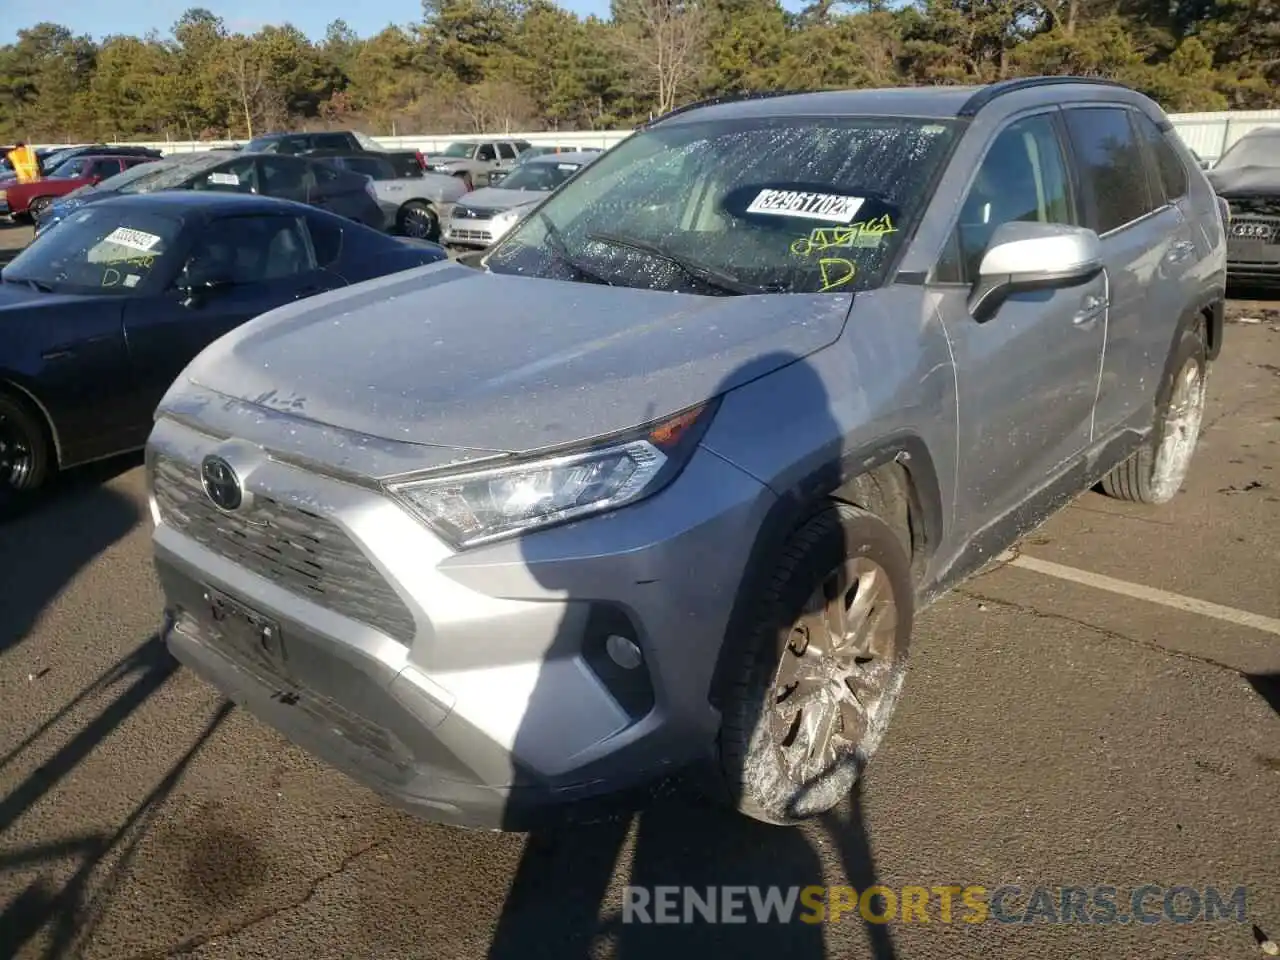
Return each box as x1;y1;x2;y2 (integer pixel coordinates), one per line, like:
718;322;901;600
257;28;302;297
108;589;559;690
791;214;898;257
123;254;155;270
819;258;856;292
102;267;121;287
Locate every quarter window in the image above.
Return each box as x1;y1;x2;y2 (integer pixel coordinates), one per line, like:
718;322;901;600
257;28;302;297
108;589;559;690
940;113;1073;283
1063;107;1157;234
1132;111;1189;202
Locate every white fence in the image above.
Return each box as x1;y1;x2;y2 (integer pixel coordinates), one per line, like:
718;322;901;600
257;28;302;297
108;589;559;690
33;109;1280;165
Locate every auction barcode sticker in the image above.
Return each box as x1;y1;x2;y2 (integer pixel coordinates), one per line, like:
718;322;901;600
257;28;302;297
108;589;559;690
746;189;865;223
104;227;162;252
209;172;240;185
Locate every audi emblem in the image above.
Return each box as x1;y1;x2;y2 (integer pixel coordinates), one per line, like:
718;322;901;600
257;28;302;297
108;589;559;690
1230;221;1273;240
201;455;244;512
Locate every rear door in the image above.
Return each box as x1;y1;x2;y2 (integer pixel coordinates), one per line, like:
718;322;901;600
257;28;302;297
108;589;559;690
1061;106;1184;439
119;212;345;435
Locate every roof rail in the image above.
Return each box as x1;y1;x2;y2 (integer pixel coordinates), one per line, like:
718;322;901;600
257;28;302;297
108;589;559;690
641;89;812;129
957;76;1133;117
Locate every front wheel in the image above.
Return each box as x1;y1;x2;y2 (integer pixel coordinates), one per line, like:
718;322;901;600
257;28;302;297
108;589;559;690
397;201;440;242
0;391;53;514
1100;322;1208;504
714;502;914;825
26;196;54;221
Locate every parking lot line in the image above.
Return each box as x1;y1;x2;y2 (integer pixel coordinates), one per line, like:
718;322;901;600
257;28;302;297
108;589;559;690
1000;552;1280;637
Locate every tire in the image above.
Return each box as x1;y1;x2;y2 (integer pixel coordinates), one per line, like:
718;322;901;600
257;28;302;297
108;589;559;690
0;390;53;513
397;201;440;242
1100;321;1208;504
714;502;914;825
26;196;54;221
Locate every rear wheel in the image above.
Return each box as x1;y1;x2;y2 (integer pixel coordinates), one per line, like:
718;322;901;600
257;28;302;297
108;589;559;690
0;391;53;513
1100;322;1208;504
397;201;440;242
714;503;914;825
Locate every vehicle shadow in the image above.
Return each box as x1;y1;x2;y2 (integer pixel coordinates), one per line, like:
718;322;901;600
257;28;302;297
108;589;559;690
0;631;233;959
488;351;898;959
0;453;143;659
1244;671;1280;717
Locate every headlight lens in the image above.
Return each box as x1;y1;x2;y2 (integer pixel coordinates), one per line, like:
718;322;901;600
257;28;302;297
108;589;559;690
388;402;714;548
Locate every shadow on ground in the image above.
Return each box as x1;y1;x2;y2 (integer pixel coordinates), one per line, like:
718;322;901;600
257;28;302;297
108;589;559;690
0;453;143;658
0;633;233;959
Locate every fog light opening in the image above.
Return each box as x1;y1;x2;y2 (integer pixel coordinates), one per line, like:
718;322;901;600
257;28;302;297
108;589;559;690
605;634;643;670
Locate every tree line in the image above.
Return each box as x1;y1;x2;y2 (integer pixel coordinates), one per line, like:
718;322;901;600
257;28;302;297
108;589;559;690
1;0;1276;144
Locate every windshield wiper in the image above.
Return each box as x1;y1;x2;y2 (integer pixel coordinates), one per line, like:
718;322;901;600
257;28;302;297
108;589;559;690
2;275;53;293
539;213;613;286
586;231;783;296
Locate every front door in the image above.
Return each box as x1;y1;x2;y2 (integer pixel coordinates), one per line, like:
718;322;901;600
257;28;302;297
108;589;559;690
119;212;343;442
931;111;1108;537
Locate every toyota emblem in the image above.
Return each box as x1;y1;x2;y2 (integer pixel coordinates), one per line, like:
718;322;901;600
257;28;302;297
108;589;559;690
201;455;243;512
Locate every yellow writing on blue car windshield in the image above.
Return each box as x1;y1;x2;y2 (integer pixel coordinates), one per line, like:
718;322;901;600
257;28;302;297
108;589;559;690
818;258;856;292
791;214;898;257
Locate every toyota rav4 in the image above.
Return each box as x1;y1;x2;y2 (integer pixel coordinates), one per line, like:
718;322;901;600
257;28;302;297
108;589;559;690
146;77;1226;830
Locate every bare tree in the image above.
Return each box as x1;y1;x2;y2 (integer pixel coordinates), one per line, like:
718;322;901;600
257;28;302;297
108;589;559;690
612;0;708;117
226;44;269;137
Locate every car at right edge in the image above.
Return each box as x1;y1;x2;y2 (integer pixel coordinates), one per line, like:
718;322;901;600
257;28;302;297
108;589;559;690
1206;125;1280;288
145;77;1226;832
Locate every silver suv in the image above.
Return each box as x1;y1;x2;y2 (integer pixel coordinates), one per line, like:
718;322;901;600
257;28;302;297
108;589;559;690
147;77;1226;830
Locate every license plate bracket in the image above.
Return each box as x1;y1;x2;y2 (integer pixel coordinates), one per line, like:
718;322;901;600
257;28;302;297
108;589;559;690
206;587;288;675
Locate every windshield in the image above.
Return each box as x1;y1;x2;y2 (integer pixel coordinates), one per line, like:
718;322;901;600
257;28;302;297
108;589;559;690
485;116;957;296
117;155;223;193
2;207;181;295
52;157;91;178
42;149;77;170
352;131;383;152
243;136;282;153
1215;133;1280;170
500;161;582;191
438;142;475;158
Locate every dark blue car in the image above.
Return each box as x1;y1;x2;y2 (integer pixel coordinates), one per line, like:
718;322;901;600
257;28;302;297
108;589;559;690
0;191;446;507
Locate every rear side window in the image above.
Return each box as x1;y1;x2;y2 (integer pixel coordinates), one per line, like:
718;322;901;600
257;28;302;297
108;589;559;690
313;133;351;151
1131;111;1189;202
1063;107;1156;234
496;143;517;161
305;212;344;267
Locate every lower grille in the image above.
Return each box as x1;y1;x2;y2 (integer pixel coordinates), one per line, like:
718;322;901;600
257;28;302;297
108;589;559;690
153;455;417;644
449;228;493;242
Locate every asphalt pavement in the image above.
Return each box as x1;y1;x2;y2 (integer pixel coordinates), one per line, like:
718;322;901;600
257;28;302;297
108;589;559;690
1;223;1278;959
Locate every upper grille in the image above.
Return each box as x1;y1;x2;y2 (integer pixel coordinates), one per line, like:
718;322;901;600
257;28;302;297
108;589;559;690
1226;196;1280;219
453;205;501;219
152;455;417;644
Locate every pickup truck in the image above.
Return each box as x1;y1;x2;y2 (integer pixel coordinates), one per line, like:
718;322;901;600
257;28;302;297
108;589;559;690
241;130;428;177
420;139;533;189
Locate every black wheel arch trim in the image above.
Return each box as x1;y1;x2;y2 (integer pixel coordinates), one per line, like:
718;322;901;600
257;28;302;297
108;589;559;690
706;431;944;713
0;376;62;466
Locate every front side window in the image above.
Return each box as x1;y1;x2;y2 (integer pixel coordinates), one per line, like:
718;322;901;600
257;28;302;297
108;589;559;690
179;214;317;286
54;157;91;178
485;116;958;296
476;144;497;162
1064;107;1157;234
313;133;350;151
940;113;1073;283
2;207;182;294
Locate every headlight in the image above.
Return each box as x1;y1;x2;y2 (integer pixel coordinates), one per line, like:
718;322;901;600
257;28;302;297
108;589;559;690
387;401;716;548
489;207;522;237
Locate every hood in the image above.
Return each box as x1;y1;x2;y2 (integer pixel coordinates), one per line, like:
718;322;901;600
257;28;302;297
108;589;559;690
1207;165;1280;197
457;187;545;212
183;262;851;457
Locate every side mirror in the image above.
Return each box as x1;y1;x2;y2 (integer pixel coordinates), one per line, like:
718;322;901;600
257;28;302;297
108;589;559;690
175;272;234;308
968;221;1103;323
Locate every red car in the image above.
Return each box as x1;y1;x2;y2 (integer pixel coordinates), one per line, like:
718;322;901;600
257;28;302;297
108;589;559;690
0;154;158;223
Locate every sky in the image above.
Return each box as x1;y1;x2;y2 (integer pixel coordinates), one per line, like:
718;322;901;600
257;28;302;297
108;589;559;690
0;0;630;45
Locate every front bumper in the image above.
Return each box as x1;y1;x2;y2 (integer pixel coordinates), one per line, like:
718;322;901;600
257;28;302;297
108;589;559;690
148;407;772;829
1225;214;1280;285
442;214;516;248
